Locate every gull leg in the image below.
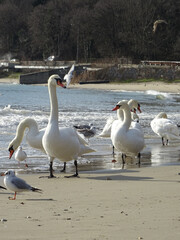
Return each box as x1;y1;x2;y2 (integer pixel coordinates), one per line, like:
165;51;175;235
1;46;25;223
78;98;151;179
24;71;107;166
9;192;16;200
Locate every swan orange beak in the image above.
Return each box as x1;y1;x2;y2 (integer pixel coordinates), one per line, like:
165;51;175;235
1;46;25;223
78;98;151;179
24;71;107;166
57;79;66;88
137;104;142;113
8;147;14;159
112;105;120;111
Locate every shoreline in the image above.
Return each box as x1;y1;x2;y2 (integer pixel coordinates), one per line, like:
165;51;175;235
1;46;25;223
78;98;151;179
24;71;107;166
0;165;180;239
1;78;180;93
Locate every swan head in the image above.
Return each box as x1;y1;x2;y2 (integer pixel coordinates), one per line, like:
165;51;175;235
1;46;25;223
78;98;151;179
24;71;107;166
8;139;20;159
156;112;167;119
128;99;141;113
112;101;129;111
48;74;66;88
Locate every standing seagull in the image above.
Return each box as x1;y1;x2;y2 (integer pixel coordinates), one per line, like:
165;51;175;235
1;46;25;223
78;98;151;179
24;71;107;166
2;170;42;200
15;146;28;167
63;64;75;88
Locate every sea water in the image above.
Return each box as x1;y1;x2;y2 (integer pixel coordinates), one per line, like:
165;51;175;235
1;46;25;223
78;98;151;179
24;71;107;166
0;82;180;174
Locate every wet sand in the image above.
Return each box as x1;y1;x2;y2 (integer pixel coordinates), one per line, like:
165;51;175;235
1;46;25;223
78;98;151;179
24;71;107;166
0;166;180;240
1;77;180;93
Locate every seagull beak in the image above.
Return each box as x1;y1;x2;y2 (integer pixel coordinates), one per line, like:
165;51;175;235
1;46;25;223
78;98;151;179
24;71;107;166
112;105;120;111
1;172;5;176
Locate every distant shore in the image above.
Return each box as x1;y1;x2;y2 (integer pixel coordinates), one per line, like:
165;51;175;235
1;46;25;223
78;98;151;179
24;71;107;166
1;77;180;93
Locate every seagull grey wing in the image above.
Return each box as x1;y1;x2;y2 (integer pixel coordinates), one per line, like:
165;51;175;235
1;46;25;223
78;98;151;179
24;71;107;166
11;177;31;190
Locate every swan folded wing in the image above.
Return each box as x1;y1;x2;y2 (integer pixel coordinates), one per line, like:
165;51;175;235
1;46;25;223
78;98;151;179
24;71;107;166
113;128;144;155
99;116;115;137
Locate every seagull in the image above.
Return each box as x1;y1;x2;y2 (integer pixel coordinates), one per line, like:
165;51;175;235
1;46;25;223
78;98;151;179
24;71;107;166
63;64;75;88
15;146;28;167
153;20;168;33
73;123;93;130
2;170;42;200
76;125;96;141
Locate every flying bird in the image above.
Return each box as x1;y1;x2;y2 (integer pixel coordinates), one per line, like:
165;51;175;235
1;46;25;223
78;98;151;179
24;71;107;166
63;64;75;88
2;170;42;200
153;20;168;33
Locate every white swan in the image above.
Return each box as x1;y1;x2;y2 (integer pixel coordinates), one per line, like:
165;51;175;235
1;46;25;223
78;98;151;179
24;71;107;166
42;74;95;177
7;118;68;172
111;100;145;164
64;64;75;88
150;112;180;145
99;99;141;138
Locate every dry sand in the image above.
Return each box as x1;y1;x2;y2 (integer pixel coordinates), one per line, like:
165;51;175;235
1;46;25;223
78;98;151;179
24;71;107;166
1;77;180;93
0;78;180;239
0;166;180;240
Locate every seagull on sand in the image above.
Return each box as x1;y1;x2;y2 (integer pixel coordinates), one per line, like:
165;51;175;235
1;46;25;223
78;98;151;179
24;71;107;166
2;170;42;200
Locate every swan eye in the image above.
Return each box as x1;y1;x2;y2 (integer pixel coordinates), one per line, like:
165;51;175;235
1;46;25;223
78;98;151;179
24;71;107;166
8;146;13;152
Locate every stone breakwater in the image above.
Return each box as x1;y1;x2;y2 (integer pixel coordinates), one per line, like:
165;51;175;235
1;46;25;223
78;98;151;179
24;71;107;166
75;65;180;83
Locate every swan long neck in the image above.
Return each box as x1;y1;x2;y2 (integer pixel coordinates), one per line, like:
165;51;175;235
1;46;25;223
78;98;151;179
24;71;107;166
48;82;59;125
117;109;124;121
9;118;39;147
119;105;131;131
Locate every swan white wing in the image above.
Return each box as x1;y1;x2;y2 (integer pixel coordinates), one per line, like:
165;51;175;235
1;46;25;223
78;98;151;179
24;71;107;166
151;118;180;139
99;116;115;137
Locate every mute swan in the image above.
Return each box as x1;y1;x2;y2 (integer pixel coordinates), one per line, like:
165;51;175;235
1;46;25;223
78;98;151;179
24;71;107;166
2;170;42;200
42;74;95;177
15;146;28;167
64;64;75;88
7;118;68;172
151;112;180;145
99;99;141;138
111;100;145;164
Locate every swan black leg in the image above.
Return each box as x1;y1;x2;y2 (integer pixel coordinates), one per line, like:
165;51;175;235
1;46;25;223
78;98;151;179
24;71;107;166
65;160;79;178
49;162;55;178
61;162;66;172
138;152;141;166
122;153;126;168
162;137;165;146
112;145;115;156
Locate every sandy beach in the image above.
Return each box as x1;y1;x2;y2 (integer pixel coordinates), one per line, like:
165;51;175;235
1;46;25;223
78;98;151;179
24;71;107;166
0;166;179;240
1;77;180;93
1;77;180;239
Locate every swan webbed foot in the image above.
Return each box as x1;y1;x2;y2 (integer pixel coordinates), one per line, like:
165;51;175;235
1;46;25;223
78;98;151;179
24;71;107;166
64;173;79;178
48;174;56;178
